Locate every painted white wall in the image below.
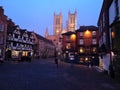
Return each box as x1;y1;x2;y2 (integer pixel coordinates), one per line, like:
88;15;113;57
103;54;110;71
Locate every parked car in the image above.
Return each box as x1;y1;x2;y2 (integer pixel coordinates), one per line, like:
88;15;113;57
69;52;75;60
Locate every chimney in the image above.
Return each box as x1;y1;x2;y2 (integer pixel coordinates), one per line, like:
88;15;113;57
0;6;4;15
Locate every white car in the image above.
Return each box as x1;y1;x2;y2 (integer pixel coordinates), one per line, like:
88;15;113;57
69;52;74;60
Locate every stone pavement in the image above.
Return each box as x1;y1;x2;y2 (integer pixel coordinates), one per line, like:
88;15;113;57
0;58;120;90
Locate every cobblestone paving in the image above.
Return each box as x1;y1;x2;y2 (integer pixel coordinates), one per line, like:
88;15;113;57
0;58;120;90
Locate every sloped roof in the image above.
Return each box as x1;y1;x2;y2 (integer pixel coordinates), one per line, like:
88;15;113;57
35;33;54;45
76;26;98;32
62;31;75;36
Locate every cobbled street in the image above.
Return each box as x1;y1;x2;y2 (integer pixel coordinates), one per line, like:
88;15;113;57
0;58;120;90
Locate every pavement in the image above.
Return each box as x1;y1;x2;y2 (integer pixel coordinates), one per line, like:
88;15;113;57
0;58;120;90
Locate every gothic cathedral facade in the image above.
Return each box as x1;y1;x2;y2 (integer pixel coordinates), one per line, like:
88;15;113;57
54;12;63;36
45;10;77;50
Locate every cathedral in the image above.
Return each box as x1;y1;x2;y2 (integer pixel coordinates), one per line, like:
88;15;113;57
45;10;77;51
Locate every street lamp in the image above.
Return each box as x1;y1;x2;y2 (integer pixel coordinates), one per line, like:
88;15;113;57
84;30;91;38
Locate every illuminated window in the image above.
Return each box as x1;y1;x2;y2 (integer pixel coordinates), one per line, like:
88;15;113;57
22;51;28;56
93;47;96;52
79;39;84;45
66;43;70;49
92;39;96;44
92;31;96;36
80;32;83;36
85;57;89;61
79;47;84;53
56;29;59;34
111;31;115;38
12;50;19;58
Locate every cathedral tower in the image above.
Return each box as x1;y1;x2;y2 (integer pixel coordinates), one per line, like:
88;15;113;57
45;27;49;38
53;12;63;35
67;10;77;32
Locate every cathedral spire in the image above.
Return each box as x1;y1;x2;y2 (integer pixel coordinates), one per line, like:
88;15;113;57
45;27;49;38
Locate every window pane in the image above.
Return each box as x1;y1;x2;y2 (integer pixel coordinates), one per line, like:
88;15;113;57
79;39;83;45
92;39;96;44
80;32;83;36
92;31;96;36
79;47;84;53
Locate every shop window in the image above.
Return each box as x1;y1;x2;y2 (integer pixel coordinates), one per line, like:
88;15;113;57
12;50;19;58
22;51;28;56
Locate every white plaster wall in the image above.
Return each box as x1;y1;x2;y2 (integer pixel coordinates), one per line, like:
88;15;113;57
103;54;110;71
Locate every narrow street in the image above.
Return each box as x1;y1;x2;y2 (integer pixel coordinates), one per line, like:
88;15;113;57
0;58;120;90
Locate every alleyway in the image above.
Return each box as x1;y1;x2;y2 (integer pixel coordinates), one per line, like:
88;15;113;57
0;58;120;90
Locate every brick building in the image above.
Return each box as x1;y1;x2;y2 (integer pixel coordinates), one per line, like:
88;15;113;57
76;26;99;64
0;6;7;62
109;0;120;77
62;26;99;64
33;33;55;59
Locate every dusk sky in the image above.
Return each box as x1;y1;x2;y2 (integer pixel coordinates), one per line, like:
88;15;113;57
0;0;103;36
